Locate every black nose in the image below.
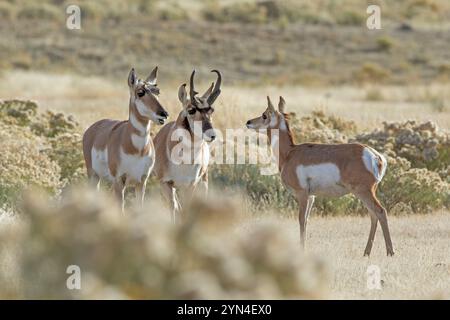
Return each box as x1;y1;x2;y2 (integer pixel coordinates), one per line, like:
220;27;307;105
158;110;169;118
246;120;251;125
210;135;216;141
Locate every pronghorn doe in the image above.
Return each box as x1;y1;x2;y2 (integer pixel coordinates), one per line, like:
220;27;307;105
246;96;394;256
82;67;168;211
153;70;222;220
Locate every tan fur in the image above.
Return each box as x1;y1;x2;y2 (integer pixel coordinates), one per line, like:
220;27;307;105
246;96;394;256
82;68;168;211
153;70;222;221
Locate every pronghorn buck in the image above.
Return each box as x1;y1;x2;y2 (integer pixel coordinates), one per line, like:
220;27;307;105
82;67;168;211
246;96;394;256
153;70;222;220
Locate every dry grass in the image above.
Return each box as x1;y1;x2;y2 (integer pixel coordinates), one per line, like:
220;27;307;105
0;71;448;299
1;0;449;300
241;211;450;299
1;71;449;132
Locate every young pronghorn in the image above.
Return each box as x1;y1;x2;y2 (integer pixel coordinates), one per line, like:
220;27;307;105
153;70;222;220
246;96;394;256
82;67;169;211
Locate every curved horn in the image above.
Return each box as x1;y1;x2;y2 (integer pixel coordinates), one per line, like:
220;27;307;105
207;69;222;106
201;82;214;99
189;70;198;106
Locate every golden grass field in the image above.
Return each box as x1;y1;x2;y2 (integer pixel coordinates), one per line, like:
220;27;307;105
0;0;449;300
1;71;448;299
241;212;450;299
1;71;449;132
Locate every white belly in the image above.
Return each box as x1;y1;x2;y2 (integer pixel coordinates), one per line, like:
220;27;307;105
165;164;204;188
118;148;155;184
164;143;209;188
296;163;348;196
91;147;113;181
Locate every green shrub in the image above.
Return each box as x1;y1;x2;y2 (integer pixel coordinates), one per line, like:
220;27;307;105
365;88;385;101
376;36;395;52
429;96;447;113
47;133;85;184
210;164;297;216
17;3;61;22
0;100;38;126
336;10;365;25
0;2;15;20
354;63;391;83
379;157;450;213
203;2;268;24
158;5;189;21
0;100;83;207
354;120;450;171
0;123;61;208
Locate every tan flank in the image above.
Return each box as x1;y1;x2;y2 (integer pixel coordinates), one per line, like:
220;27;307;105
82;67;169;211
246;96;394;256
153;70;222;221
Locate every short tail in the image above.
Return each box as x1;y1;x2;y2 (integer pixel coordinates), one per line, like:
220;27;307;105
363;146;387;182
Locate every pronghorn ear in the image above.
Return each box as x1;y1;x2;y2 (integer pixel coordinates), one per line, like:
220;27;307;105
278;96;286;113
128;68;137;88
267;96;275;112
146;66;158;85
178;83;188;106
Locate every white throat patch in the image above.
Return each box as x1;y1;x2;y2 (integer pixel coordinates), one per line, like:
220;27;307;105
130;112;150;133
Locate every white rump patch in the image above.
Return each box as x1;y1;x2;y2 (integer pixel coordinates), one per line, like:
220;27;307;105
296;163;345;196
362;147;387;182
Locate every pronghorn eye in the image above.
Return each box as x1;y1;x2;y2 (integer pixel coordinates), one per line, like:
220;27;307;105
137;90;145;97
188;108;196;115
262;114;267;120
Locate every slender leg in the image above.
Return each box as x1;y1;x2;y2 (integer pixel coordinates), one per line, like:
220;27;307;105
364;214;378;256
113;178;126;213
305;195;315;221
296;191;309;250
199;172;209;199
135;178;147;208
181;184;197;211
160;181;180;223
355;185;394;256
87;170;100;191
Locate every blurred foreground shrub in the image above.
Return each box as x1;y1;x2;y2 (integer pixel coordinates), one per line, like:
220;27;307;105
0;189;328;299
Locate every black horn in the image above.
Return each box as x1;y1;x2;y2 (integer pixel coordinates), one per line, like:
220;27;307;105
189;70;198;106
207;69;222;106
